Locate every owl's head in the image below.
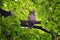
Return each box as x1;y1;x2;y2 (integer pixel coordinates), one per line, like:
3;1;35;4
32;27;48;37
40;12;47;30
29;10;35;15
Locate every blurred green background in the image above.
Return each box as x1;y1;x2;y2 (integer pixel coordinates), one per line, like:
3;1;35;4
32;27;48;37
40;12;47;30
0;0;60;40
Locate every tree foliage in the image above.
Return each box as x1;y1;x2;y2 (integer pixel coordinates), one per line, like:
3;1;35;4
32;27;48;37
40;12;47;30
0;0;60;40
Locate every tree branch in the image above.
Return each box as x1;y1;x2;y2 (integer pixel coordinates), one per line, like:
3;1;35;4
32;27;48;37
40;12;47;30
20;20;51;34
0;8;11;17
20;20;41;24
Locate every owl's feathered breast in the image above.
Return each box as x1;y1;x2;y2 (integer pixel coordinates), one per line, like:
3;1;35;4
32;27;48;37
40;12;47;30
28;14;35;21
28;13;36;25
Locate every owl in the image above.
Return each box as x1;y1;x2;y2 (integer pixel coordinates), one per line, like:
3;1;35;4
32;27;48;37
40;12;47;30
28;11;36;29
